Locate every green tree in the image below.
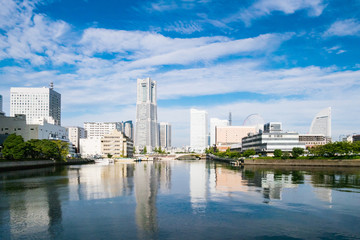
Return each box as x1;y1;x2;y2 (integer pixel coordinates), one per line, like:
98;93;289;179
154;147;158;153
292;147;304;158
53;140;69;161
282;152;290;159
2;134;26;160
243;149;256;157
107;153;113;158
143;146;147;154
25;139;42;159
273;149;283;158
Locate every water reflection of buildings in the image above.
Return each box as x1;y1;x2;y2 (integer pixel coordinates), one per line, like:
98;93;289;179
0;168;67;239
134;162;171;238
190;161;209;210
68;164;135;201
261;173;298;200
215;167;249;193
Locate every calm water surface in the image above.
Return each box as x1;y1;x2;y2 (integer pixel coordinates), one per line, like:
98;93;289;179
1;160;360;240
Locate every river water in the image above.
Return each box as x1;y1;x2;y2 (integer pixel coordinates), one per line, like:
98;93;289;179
0;160;360;240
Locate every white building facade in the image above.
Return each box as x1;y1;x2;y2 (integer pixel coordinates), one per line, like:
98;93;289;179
67;126;87;153
10;86;61;125
101;130;134;158
210;118;229;146
122;120;133;140
135;78;158;151
159;122;171;149
84;122;122;138
310;107;331;139
80;137;103;158
242;122;305;156
190;108;208;153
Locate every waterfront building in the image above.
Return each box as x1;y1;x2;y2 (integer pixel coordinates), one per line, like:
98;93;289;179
299;134;328;148
122;120;133;140
353;135;360;142
215;126;256;151
66;126;87;153
84;122;122;138
80;137;102;158
101;130;134;158
159;122;171;149
242;122;305;156
309;107;331;139
190;108;208;153
210;118;228;146
135;77;158;151
0;114;68;142
10;85;61;125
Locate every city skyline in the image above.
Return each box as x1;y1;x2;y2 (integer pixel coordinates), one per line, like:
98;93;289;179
0;0;360;146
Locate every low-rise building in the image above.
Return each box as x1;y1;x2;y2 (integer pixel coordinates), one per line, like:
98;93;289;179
299;134;328;148
66;126;87;153
353;135;360;142
80;137;102;158
101;130;133;158
242;122;305;156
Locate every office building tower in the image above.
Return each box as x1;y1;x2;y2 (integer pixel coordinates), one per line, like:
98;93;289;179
122;120;134;140
67;126;87;153
309;107;331;138
0;94;3;113
190;108;208;153
135;77;158;151
84;122;122;138
159;122;171;149
10;85;61;125
210;118;228;146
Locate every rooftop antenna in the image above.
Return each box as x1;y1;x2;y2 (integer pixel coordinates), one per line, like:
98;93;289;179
229;112;232;126
50;82;54;90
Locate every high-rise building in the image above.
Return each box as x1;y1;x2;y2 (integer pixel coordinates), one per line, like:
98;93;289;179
84;122;122;138
135;77;158;151
210;118;229;146
66;126;87;153
190;108;208;153
10;86;61;125
159;122;171;149
122;120;134;140
309;107;331;138
0;94;3;113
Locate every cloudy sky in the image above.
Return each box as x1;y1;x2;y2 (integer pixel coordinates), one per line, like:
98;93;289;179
1;0;360;146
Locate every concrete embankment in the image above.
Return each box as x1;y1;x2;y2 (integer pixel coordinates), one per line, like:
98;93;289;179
0;159;94;171
244;158;360;167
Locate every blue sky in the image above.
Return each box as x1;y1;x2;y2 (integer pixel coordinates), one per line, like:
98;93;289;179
1;0;360;146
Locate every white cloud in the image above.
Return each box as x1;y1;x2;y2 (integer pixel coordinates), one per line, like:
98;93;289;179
324;19;360;37
164;21;203;34
228;0;326;26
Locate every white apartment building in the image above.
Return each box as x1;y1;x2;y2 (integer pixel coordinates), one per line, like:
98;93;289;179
190;108;208;153
80;137;103;158
67;126;87;153
135;77;158;151
159;122;171;149
84;122;122;137
10;86;61;125
210;118;228;146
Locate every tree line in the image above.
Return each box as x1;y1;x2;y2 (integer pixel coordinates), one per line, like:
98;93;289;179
1;134;69;161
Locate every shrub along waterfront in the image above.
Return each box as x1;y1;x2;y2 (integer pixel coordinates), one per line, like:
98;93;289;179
1;134;69;162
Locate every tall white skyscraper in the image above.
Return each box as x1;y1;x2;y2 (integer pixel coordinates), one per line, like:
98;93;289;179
10;86;61;125
190;108;208;153
135;77;158;151
210;118;229;146
159;122;171;149
310;107;331;138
